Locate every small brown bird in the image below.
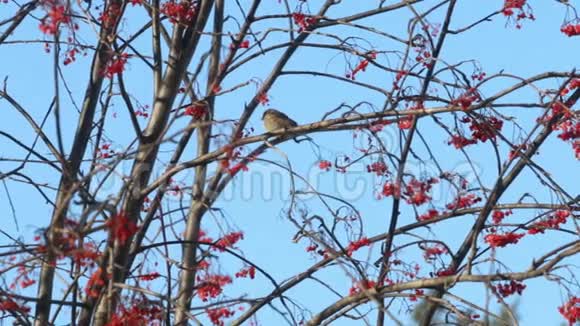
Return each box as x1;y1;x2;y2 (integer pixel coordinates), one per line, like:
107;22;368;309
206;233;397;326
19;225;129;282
262;108;298;132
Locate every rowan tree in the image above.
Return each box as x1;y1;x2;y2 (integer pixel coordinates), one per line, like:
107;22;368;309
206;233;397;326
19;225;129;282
0;0;578;325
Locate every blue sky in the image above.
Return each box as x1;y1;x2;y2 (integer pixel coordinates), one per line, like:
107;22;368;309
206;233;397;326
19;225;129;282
0;0;578;325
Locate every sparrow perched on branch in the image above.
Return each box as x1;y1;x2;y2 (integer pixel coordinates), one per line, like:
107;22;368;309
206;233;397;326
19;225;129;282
262;108;298;132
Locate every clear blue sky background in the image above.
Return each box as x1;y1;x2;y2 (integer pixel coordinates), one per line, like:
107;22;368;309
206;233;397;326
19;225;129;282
0;0;578;325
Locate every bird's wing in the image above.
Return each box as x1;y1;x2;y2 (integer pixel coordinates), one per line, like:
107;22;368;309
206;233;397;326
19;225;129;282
280;112;298;126
275;111;292;120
